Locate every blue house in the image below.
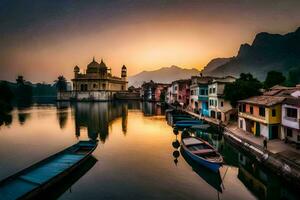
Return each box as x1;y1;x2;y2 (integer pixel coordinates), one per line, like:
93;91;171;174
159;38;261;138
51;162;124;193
189;76;214;116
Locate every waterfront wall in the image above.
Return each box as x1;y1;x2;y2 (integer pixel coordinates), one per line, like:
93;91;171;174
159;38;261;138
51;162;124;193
57;91;141;101
57;91;114;101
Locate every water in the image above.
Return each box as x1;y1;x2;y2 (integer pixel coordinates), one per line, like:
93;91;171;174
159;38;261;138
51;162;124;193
0;102;297;200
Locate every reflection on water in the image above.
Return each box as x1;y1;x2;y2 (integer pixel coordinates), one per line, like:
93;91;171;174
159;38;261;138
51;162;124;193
0;102;298;199
36;156;98;200
186;128;298;200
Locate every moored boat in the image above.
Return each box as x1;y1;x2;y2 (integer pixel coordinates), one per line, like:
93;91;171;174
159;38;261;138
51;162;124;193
181;137;223;172
175;120;202;128
0;140;98;200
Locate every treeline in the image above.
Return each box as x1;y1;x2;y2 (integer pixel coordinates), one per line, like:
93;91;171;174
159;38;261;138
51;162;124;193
0;75;67;125
224;69;300;107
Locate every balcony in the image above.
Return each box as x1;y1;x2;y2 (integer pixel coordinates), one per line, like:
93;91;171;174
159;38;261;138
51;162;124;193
282;116;300;130
238;112;266;124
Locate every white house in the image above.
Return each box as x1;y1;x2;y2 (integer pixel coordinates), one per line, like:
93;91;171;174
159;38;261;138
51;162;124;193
208;76;236;122
281;97;300;143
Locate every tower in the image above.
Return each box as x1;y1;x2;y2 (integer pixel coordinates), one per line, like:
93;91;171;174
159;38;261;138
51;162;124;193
121;65;127;91
121;65;127;79
74;65;80;77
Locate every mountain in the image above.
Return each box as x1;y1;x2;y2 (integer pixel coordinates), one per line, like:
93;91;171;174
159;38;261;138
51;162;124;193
203;27;300;80
128;65;200;87
201;57;233;74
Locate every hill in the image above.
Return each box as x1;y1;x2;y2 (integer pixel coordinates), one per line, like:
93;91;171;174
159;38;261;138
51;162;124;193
203;27;300;80
128;65;200;87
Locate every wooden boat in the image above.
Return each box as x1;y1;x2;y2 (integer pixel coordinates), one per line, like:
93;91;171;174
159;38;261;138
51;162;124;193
181;137;223;172
190;124;210;130
0;140;98;200
175;120;202;128
180;148;223;193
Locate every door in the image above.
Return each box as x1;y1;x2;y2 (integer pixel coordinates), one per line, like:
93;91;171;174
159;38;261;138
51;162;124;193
271;125;279;139
255;122;260;136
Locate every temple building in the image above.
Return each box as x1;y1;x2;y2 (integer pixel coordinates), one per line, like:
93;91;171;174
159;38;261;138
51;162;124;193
58;58;128;101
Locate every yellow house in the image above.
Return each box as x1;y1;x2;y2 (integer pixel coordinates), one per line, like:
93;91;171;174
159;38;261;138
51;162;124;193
238;96;285;139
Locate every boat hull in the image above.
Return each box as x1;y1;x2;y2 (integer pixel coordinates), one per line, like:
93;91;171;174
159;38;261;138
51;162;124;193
182;145;221;173
0;140;98;200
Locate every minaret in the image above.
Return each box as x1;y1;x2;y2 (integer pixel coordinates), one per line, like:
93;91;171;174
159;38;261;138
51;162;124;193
121;65;127;80
74;65;80;78
121;65;127;90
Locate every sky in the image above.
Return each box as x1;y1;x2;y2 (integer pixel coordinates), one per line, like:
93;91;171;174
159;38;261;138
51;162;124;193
0;0;300;83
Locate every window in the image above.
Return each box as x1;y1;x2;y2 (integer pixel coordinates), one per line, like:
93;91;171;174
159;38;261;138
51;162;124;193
213;88;216;93
93;84;97;88
286;108;297;118
191;90;194;95
240;120;243;129
209;88;212;94
174;86;178;91
272;109;276;117
179;95;182;100
287;128;292;137
259;107;265;117
205;89;208;95
200;89;205;95
102;83;106;89
215;100;217;106
250;106;253;114
239;104;246;112
221;101;224;107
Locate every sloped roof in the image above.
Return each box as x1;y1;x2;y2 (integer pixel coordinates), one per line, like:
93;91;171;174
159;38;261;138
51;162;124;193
238;95;285;107
283;97;300;106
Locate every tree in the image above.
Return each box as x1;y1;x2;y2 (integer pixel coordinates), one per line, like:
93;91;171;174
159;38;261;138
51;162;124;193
224;73;262;107
15;75;32;107
0;81;14;113
286;68;300;86
55;76;67;92
264;70;286;89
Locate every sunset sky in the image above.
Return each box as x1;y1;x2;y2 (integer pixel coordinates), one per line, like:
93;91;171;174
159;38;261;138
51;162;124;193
0;0;300;83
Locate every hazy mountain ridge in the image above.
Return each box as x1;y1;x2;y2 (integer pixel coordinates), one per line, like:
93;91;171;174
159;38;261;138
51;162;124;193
128;65;200;87
201;57;233;74
203;27;300;80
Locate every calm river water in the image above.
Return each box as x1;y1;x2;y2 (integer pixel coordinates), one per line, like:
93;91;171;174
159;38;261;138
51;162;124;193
0;101;297;200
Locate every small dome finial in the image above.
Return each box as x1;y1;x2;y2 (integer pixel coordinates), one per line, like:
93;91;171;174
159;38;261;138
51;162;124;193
93;56;95;62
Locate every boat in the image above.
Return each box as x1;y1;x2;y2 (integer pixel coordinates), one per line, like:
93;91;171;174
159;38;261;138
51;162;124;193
190;124;210;130
0;140;98;200
180;148;223;193
174;120;202;128
181;137;223;172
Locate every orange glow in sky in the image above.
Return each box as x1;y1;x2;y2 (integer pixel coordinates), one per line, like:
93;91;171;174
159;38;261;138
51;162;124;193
1;1;300;82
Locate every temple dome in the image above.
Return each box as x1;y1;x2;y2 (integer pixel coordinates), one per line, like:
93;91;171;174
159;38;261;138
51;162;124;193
74;65;80;72
99;59;107;69
87;58;99;69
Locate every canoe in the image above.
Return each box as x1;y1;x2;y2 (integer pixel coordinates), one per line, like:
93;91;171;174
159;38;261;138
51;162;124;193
0;140;98;200
181;137;223;173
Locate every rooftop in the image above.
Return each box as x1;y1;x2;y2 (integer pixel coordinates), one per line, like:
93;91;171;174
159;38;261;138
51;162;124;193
238;95;286;107
283;97;300;106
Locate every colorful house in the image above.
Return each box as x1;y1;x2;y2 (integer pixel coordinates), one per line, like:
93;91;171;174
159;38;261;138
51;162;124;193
170;79;191;106
189;76;213;116
208;76;236;122
281;97;300;143
141;81;170;102
238;96;285;139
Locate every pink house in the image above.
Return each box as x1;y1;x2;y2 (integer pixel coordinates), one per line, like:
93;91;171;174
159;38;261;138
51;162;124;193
171;79;191;106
